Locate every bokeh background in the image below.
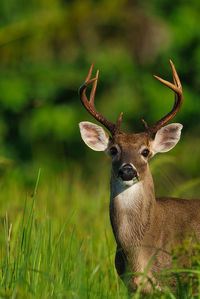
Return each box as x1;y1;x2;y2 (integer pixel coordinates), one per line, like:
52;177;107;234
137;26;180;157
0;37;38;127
0;1;200;297
0;0;199;196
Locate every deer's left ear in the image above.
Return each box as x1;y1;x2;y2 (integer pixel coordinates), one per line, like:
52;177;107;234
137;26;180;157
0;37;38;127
151;123;183;155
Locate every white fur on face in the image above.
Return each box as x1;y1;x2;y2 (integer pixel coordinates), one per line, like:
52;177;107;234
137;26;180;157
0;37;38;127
79;121;109;151
152;123;183;155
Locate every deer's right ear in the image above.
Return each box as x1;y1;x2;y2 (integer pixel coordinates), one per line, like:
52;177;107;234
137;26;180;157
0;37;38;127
79;121;109;151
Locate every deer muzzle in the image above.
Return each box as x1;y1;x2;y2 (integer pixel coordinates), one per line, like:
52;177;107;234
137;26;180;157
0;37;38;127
118;164;138;181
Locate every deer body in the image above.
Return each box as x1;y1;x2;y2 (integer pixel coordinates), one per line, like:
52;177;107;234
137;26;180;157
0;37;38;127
111;165;200;291
78;61;200;292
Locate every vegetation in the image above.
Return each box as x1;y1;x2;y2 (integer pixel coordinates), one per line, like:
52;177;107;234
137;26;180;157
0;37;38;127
0;0;200;297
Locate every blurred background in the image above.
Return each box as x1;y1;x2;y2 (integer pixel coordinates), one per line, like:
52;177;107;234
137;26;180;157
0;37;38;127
0;0;200;217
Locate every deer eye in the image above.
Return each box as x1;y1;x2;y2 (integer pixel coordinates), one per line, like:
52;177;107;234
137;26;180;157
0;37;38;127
141;149;149;157
110;146;118;156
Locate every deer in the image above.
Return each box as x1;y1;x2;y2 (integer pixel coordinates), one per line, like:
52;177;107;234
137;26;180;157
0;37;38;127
78;60;200;293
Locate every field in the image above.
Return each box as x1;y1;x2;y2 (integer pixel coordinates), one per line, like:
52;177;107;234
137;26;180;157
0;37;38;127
0;143;200;298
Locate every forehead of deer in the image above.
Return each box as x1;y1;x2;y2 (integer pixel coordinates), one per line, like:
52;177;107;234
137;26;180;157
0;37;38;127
111;131;150;147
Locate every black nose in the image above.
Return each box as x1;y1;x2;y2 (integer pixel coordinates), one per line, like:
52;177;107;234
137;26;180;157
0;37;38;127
118;164;138;181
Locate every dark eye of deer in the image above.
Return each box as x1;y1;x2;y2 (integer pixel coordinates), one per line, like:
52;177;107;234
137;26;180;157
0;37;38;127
141;149;149;157
110;146;118;156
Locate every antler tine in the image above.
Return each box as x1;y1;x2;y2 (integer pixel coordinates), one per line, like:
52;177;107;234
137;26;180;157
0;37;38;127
153;75;180;94
170;59;181;89
115;112;123;132
85;61;94;81
170;59;181;105
79;63;122;135
146;60;183;134
90;70;99;106
171;62;178;105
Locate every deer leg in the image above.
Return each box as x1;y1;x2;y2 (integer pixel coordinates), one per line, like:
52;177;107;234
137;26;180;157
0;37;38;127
115;246;127;277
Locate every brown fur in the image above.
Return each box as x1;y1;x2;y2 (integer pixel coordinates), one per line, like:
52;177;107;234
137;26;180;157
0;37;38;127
108;131;200;293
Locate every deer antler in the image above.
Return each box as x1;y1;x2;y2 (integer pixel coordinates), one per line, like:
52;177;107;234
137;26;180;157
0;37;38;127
143;60;183;134
79;62;123;135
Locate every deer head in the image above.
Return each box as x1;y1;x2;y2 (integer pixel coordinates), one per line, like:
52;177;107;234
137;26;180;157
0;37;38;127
79;61;183;186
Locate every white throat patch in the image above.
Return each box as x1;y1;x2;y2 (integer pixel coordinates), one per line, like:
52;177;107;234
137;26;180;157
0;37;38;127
111;174;143;210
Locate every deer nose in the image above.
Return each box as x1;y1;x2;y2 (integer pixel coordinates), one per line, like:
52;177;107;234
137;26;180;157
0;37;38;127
118;164;138;181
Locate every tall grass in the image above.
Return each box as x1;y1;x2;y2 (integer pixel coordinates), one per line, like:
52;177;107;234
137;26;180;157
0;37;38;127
0;168;128;298
0;158;199;298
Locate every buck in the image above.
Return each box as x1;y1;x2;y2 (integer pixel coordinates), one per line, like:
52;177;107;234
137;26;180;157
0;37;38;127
78;61;200;292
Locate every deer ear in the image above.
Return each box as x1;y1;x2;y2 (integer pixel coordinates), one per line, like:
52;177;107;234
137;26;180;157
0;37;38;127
79;121;109;151
152;123;183;154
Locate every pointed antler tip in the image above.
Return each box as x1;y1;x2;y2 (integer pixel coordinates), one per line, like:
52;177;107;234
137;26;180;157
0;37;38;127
169;60;175;67
118;112;123;123
89;62;95;70
153;75;160;80
96;69;99;78
90;62;94;70
141;119;149;130
117;112;123;122
114;112;123;134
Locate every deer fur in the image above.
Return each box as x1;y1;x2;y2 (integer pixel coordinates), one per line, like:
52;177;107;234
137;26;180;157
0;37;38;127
78;61;200;292
79;122;200;292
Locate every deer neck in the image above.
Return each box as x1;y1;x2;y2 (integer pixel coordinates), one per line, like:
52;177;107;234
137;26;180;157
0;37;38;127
110;165;156;250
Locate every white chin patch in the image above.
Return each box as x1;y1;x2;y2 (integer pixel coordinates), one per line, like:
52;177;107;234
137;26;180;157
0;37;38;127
123;178;139;187
124;181;134;187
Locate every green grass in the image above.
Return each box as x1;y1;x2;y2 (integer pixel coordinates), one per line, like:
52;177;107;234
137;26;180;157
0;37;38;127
0;168;127;298
0;163;200;298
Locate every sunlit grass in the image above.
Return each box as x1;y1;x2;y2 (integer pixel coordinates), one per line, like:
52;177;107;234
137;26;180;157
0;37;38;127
0;169;127;298
0;160;199;298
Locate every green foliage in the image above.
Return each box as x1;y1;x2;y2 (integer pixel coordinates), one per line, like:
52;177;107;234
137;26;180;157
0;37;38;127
0;0;199;173
0;0;199;297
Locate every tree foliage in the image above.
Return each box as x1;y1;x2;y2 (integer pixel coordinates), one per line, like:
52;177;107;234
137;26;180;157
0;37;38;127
0;0;199;176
